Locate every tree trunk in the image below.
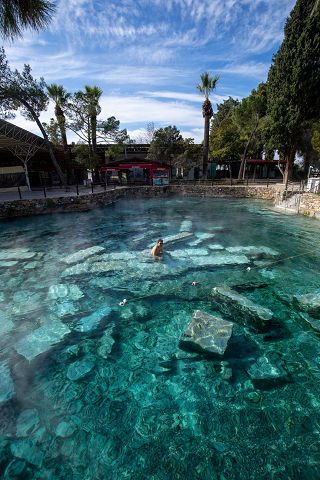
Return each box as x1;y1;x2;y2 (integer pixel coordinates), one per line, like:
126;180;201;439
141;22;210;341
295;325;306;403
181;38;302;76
91;115;97;154
23;160;31;191
203;114;210;178
19;99;67;186
238;115;259;180
283;147;295;189
56;105;74;183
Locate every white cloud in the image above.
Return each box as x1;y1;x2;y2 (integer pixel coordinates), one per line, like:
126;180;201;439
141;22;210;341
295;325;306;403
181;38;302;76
217;62;269;80
52;0;295;55
7;94;205;143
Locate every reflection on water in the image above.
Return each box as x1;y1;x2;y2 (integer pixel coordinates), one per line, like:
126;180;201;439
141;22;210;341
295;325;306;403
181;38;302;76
0;197;320;479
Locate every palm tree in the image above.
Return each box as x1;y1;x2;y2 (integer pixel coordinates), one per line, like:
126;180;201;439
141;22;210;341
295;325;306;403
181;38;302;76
0;0;55;40
84;85;102;155
197;72;219;178
47;83;73;182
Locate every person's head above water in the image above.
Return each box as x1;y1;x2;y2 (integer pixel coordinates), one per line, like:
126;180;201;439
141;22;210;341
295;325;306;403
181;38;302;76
151;239;164;257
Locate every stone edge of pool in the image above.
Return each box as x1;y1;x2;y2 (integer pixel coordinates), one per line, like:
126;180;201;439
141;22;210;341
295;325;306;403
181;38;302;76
0;185;319;219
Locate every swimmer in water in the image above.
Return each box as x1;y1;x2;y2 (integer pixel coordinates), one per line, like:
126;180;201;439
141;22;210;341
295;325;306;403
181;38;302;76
151;239;164;259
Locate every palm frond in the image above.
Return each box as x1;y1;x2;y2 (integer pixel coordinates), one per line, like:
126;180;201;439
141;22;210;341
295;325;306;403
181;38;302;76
0;0;55;40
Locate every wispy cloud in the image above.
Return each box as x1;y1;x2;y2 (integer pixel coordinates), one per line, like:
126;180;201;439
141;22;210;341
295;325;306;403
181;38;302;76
52;0;295;55
140;90;229;104
217;62;269;80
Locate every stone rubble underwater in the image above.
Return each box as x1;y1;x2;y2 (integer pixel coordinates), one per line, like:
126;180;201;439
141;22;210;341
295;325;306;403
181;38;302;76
0;197;320;479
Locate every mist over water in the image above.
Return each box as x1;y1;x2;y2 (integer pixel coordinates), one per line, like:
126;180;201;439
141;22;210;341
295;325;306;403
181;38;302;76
0;197;320;479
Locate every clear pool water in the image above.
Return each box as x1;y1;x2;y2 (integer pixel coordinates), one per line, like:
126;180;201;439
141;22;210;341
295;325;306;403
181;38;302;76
1;197;320;479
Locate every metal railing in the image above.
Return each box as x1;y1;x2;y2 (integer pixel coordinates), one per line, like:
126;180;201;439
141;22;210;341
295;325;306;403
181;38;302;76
170;177;282;187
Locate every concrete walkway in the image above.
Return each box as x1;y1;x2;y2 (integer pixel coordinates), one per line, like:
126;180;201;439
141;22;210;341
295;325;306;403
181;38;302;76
0;184;123;203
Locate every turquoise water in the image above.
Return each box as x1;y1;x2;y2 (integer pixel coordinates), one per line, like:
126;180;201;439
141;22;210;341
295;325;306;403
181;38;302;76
0;197;320;479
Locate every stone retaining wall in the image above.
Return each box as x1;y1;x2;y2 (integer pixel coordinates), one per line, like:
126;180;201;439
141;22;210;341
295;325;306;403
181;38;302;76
0;186;170;219
0;184;306;220
169;185;278;200
299;193;320;218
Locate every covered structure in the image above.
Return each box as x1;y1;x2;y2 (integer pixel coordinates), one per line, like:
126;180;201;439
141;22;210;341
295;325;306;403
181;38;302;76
100;158;170;186
0;119;67;189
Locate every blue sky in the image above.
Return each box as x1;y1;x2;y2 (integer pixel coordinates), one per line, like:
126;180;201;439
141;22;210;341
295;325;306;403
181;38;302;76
4;0;296;143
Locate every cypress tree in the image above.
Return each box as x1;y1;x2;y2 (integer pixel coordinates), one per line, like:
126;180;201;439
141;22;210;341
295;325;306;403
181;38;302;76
267;0;320;185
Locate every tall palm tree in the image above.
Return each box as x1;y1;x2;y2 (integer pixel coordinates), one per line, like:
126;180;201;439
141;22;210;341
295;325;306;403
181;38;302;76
84;85;102;155
197;72;219;178
0;0;55;40
46;84;70;151
47;83;73;182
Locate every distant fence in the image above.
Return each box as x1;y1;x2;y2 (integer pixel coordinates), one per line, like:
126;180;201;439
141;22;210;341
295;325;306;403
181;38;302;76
3;178;303;201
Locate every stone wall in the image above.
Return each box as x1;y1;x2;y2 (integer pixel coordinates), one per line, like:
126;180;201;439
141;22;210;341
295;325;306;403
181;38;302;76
299;193;320;218
169;185;278;201
0;184;285;220
0;186;170;219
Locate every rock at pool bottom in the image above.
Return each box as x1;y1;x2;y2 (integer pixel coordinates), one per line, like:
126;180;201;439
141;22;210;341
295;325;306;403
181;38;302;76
247;354;289;388
212;286;273;329
180;310;233;356
61;246;105;264
15;322;71;361
293;290;320;315
0;363;15;403
74;305;112;332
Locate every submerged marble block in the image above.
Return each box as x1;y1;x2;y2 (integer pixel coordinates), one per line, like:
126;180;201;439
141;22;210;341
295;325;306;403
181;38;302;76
0;248;36;261
10;440;44;467
208;244;225;251
162;232;193;245
15;322;71;361
0;260;18;267
74;305;112;332
294;290;320;314
226;246;279;257
0;314;14;335
180;220;192;232
0;363;15;403
62;246;105;264
16;409;40;437
180;310;233;356
47;284;84;301
195;254;250;267
247;354;289;387
67;358;95;381
299;312;320;332
212;286;273;327
11;291;42;315
195;232;216;240
169;248;209;258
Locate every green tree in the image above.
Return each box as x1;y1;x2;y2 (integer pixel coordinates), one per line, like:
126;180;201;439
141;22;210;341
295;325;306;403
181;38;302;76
84;85;102;154
267;0;320;186
175;139;202;172
43;118;62;145
71;144;101;170
233;83;267;179
0;0;55;39
66;87;127;173
197;72;219;178
312;123;320;156
0;48;66;185
147;125;186;167
46;83;73;181
297;127;320;175
209;97;243;164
